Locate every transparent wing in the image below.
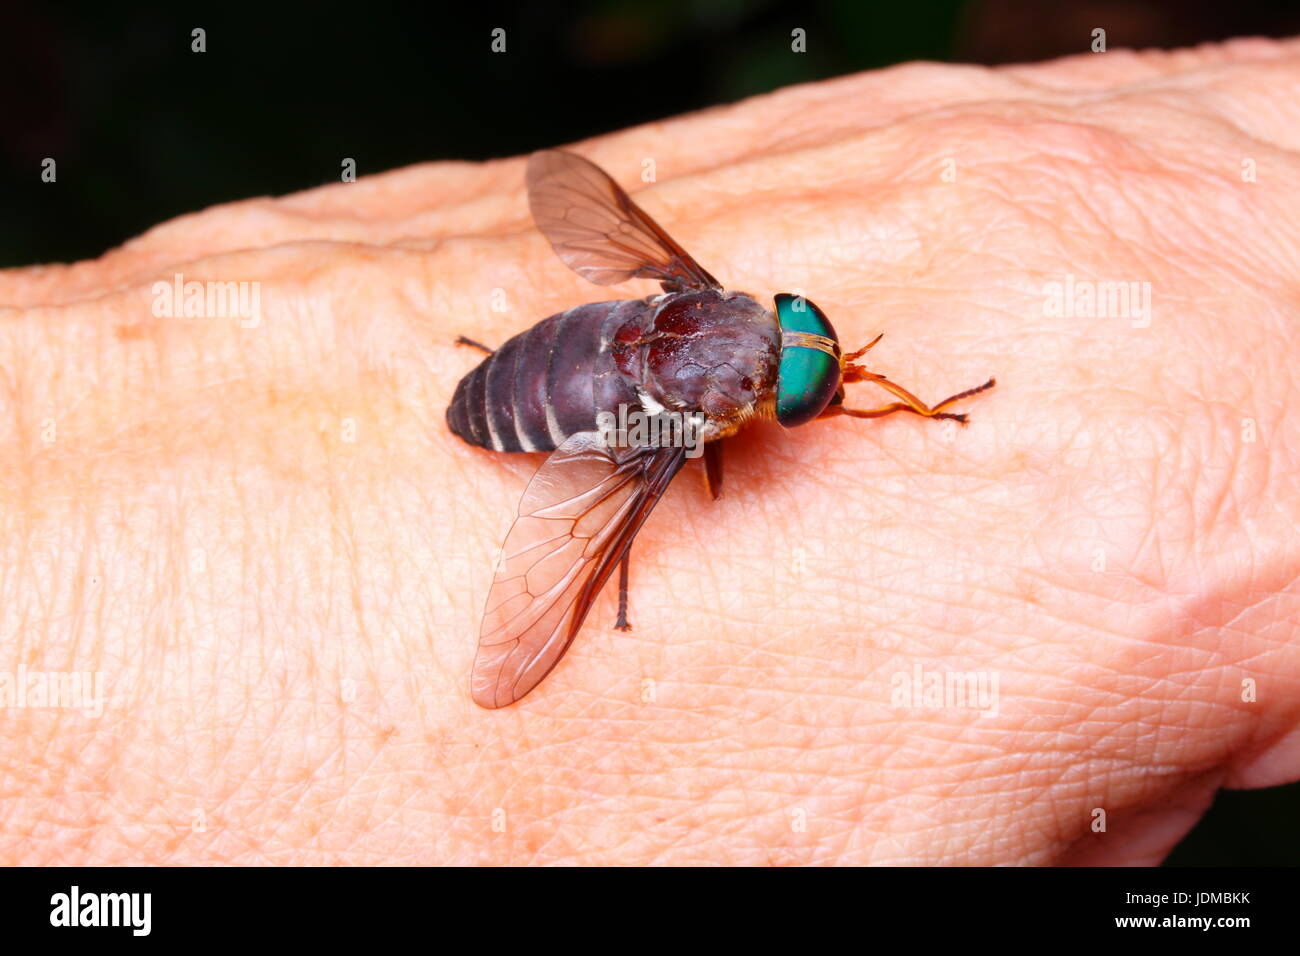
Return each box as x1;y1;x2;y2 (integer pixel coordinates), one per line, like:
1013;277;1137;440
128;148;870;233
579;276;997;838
526;149;721;293
472;432;688;708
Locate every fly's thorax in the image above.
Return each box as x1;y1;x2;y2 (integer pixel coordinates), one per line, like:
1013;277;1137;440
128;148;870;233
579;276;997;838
616;289;778;438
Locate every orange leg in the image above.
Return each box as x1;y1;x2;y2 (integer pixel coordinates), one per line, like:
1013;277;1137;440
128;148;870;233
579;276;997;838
615;550;632;631
703;440;724;501
830;334;995;424
837;374;996;424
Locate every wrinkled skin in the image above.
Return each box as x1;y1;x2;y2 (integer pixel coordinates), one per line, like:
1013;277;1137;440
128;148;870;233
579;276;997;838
3;39;1300;865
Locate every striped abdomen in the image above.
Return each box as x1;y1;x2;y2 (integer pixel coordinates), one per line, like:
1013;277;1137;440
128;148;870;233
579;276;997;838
447;299;649;453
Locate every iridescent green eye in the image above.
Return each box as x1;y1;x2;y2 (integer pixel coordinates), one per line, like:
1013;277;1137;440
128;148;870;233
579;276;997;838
774;293;841;428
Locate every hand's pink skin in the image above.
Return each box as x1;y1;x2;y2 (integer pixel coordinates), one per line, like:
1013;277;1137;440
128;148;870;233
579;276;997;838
2;38;1299;865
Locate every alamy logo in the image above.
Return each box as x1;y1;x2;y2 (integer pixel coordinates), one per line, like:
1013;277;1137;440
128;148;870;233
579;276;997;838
152;272;261;328
1043;274;1152;327
50;886;151;936
890;663;1000;717
596;405;706;458
0;667;103;717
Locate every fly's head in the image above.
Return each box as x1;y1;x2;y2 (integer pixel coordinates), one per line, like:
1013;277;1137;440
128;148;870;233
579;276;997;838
772;293;845;428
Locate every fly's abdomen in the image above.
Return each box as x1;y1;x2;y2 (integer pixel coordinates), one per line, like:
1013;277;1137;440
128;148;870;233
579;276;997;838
447;300;647;452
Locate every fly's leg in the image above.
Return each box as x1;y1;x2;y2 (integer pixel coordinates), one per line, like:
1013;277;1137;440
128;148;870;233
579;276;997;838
837;375;996;424
455;336;494;355
614;550;633;631
830;335;995;424
703;440;724;501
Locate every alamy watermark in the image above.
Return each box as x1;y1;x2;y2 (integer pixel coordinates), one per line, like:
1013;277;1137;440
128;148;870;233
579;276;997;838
152;272;261;328
1043;274;1151;327
597;404;705;458
0;667;104;718
50;886;150;936
891;663;1000;717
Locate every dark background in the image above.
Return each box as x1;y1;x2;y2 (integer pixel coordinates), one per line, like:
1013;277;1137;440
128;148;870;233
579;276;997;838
2;0;1298;865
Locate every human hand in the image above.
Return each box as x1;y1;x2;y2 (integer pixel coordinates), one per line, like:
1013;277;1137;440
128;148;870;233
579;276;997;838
3;37;1298;865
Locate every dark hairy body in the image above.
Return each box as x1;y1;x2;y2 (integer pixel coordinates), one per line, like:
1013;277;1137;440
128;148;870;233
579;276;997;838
447;288;780;453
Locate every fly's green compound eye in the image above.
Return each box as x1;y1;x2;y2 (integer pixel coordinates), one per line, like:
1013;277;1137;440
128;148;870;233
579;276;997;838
774;293;841;428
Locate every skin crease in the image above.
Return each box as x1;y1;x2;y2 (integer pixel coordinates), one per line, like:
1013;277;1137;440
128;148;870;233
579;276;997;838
2;38;1300;866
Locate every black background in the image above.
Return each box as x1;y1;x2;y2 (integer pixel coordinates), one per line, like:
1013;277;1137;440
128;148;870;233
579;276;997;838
2;0;1298;866
3;866;1281;939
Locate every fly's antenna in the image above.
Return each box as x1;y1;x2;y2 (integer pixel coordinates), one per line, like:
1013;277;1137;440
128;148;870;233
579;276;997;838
840;332;884;384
